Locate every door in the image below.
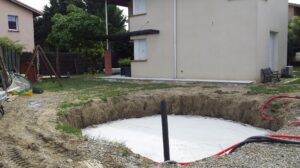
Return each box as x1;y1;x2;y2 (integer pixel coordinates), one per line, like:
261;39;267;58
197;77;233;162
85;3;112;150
268;31;278;70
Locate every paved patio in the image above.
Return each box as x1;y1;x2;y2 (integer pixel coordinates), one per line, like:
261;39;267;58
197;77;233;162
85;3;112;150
99;75;255;84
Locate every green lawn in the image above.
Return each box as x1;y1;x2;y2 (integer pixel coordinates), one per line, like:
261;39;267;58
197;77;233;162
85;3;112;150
34;74;180;116
34;67;300;115
249;67;300;94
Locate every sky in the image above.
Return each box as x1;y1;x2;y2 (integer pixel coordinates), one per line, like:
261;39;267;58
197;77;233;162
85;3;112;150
290;0;300;5
18;0;128;17
17;0;300;11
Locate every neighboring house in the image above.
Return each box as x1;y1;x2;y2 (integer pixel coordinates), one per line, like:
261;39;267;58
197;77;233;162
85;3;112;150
0;0;42;52
289;3;300;20
107;0;289;82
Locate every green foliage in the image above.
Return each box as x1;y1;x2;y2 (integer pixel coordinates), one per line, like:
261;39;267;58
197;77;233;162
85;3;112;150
118;58;131;65
289;17;300;45
288;17;300;63
34;0;86;46
0;37;23;52
85;0;127;33
47;5;104;50
56;124;81;135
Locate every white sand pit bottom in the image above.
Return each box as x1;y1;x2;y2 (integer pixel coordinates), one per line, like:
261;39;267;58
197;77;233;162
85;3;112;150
82;115;270;162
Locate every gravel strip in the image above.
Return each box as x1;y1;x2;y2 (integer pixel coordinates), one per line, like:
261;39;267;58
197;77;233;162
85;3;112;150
159;126;300;168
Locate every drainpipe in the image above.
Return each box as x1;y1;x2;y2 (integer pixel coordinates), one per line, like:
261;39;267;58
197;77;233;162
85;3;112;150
105;0;109;50
173;0;177;79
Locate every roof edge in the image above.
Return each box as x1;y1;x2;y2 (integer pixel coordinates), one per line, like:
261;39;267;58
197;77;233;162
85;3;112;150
289;3;300;8
8;0;43;17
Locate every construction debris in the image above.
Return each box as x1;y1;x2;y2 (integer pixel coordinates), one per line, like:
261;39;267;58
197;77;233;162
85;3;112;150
7;74;32;95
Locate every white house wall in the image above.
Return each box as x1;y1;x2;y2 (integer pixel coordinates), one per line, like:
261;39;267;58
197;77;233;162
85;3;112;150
130;0;174;78
256;0;288;76
130;0;288;81
176;0;258;81
0;0;35;52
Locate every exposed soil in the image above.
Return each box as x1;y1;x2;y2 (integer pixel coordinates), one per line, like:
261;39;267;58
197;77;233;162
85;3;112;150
64;87;285;131
0;85;299;168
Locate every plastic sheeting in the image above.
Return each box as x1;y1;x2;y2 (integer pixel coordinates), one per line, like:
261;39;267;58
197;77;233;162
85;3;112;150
7;74;32;95
0;90;7;105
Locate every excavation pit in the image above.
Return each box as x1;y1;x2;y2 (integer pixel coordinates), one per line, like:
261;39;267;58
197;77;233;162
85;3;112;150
61;91;287;163
82;115;270;162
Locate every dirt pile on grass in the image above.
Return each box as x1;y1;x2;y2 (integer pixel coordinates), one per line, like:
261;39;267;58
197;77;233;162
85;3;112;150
62;89;285;131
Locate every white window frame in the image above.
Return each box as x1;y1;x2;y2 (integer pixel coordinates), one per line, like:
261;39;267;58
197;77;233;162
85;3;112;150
134;39;147;61
133;0;146;15
8;15;19;31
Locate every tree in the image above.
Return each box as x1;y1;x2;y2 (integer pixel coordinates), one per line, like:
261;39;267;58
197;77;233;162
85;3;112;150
85;1;132;64
47;5;105;76
35;0;131;72
288;16;300;64
34;0;86;47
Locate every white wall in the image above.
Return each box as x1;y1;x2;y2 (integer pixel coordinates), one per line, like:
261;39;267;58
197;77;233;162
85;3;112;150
0;0;35;52
130;0;174;78
256;0;288;77
176;0;258;80
130;0;288;81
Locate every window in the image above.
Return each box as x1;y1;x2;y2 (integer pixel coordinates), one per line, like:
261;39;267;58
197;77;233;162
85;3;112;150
133;0;146;15
134;39;147;60
8;15;18;31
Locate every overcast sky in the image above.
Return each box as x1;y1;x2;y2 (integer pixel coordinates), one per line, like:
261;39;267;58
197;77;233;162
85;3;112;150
17;0;300;26
290;0;300;4
17;0;300;11
17;0;128;16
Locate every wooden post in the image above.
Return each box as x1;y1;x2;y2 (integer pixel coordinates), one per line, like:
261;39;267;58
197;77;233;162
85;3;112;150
55;46;61;78
104;49;112;76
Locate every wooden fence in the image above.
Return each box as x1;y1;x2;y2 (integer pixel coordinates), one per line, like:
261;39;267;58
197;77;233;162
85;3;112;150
0;46;20;73
21;52;90;75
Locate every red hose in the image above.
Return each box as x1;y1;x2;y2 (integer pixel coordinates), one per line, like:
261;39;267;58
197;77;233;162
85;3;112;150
179;162;192;166
259;95;298;121
267;134;300;140
155;134;300;167
213;144;238;156
156;95;300;167
290;121;300;126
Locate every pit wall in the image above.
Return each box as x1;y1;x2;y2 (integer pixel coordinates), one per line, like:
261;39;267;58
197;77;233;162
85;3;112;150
62;91;285;131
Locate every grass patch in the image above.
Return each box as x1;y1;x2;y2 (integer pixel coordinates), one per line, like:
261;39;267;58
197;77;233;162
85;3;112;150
56;124;81;135
249;66;300;94
33;74;181;114
249;84;300;94
202;85;220;89
33;74;104;92
34;74;176;93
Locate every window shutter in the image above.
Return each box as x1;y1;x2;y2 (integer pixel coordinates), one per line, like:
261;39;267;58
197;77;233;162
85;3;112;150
134;39;147;60
133;0;146;15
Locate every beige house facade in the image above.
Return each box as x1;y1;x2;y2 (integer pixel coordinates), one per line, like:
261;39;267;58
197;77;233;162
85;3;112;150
0;0;42;52
124;0;288;82
289;3;300;20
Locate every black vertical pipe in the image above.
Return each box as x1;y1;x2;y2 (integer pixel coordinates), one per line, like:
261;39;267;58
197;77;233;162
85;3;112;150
161;100;170;161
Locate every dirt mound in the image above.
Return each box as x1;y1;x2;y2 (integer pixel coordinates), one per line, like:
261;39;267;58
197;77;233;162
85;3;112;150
62;90;284;131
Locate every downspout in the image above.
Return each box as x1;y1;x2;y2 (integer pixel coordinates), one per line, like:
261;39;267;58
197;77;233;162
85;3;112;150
105;0;109;50
173;0;177;79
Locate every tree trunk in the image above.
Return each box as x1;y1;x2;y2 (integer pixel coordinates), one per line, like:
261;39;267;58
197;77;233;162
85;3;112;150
56;46;61;78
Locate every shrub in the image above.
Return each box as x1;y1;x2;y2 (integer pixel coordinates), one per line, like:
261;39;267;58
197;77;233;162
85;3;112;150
118;58;131;66
0;37;23;53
